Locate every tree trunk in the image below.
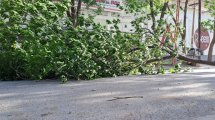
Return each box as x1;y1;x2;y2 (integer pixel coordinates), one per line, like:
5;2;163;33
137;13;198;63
181;0;189;54
75;0;82;27
129;46;215;66
208;19;215;62
162;48;215;66
198;0;201;60
66;0;82;28
71;0;76;27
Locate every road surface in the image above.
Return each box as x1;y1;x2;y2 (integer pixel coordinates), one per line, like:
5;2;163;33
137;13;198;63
1;66;215;120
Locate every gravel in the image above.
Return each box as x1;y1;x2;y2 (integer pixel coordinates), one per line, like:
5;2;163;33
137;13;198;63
1;65;215;120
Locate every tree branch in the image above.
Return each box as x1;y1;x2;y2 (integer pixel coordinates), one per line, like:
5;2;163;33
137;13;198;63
145;56;172;64
130;56;172;64
160;1;169;21
167;5;176;23
162;48;215;66
167;4;183;36
128;44;215;66
127;48;141;54
149;0;156;31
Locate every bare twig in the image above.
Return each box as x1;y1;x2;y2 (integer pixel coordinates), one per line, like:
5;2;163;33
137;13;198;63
9;62;27;80
167;5;176;23
107;96;143;101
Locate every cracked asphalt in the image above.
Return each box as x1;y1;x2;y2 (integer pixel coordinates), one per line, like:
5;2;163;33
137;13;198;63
1;65;215;120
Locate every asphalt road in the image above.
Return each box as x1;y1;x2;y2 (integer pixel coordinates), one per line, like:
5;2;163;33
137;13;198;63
1;66;215;120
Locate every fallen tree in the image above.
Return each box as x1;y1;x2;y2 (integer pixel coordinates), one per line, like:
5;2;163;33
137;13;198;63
0;0;213;83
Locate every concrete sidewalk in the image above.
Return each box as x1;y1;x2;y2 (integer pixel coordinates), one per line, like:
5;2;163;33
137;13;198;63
1;67;215;120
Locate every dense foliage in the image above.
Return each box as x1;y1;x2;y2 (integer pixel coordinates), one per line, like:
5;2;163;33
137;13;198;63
0;0;185;83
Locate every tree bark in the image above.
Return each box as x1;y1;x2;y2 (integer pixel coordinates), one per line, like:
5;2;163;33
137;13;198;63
181;0;189;54
208;19;215;62
71;0;76;27
160;1;168;21
149;0;156;31
198;0;201;60
66;10;71;18
162;48;215;66
75;0;82;27
128;46;215;66
146;53;215;66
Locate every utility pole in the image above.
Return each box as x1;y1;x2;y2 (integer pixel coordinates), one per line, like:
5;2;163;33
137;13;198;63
189;2;199;49
188;2;199;65
198;0;201;60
